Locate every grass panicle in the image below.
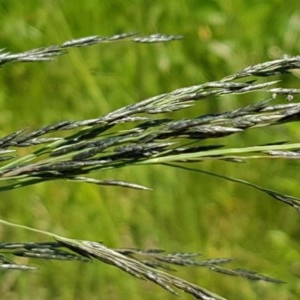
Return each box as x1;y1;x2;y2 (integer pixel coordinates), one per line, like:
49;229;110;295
0;34;299;299
0;33;182;67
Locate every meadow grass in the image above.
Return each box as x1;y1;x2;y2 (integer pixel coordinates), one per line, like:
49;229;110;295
0;1;300;299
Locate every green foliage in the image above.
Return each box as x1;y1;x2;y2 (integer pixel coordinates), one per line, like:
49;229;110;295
0;1;300;299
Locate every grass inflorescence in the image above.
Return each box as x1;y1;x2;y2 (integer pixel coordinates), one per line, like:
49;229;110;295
1;34;300;300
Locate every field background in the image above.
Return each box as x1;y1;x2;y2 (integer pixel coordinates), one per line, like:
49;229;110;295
0;1;300;299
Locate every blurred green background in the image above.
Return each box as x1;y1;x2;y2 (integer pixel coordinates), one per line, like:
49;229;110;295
0;1;300;299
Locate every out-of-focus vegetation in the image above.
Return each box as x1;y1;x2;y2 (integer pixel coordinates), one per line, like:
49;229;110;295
0;1;300;299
